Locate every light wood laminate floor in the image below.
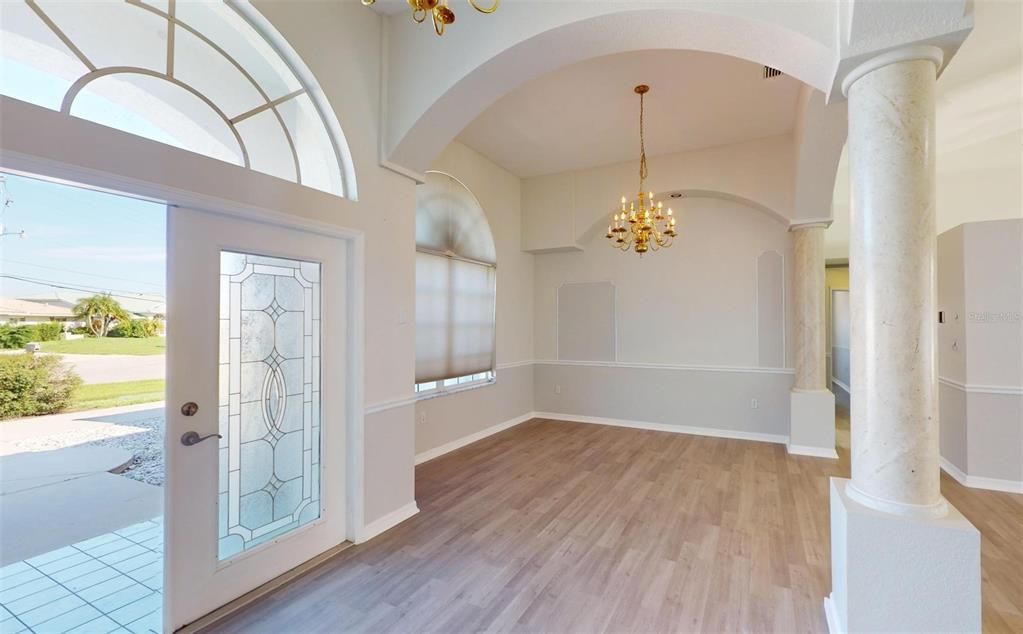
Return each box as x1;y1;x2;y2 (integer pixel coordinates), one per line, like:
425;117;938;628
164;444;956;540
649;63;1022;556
209;410;1023;633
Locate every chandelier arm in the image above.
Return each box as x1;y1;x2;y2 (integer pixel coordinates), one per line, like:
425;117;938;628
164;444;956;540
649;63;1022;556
467;0;499;13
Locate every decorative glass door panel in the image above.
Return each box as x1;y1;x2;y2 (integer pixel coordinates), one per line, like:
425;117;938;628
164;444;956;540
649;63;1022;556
218;252;322;560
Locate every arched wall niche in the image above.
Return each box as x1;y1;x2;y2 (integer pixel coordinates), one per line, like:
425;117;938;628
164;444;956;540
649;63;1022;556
532;190;796;371
577;189;789;246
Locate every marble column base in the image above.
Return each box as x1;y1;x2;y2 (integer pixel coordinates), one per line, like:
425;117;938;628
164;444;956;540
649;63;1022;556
787;389;836;458
825;478;981;634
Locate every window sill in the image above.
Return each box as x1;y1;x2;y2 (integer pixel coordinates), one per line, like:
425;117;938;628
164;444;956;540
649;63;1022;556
415;379;496;403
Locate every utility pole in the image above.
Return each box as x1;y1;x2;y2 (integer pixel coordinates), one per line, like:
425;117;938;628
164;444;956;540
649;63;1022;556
0;174;26;240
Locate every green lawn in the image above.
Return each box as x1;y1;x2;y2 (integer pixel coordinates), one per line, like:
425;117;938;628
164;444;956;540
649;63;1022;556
41;337;166;355
70;379;166;411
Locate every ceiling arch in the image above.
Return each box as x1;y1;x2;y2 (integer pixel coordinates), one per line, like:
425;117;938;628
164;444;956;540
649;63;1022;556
381;1;972;179
382;3;836;177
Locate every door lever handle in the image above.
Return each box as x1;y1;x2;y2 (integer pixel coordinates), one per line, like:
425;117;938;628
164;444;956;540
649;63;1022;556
181;431;222;446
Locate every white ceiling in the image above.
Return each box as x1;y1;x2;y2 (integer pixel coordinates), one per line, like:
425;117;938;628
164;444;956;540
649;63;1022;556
362;0;408;16
456;49;802;178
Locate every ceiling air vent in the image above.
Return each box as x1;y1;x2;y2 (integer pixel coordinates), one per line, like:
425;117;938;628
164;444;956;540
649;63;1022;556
763;66;784;79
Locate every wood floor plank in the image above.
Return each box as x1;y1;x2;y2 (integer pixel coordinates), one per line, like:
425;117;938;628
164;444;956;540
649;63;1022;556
206;409;1023;633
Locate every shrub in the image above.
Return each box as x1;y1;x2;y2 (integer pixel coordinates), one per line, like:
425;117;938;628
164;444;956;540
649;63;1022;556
0;323;65;348
32;322;62;342
0;354;82;419
0;325;34;349
111;318;162;338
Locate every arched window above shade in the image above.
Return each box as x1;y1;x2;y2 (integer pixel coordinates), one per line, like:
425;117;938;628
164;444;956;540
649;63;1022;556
415;171;496;387
416;171;496;264
0;0;356;198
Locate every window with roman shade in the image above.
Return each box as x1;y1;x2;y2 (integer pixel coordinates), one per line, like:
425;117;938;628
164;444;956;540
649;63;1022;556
415;171;497;389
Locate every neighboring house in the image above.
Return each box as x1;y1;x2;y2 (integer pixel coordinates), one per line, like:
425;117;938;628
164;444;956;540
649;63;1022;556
0;297;75;326
17;292;167;333
18;292;167;319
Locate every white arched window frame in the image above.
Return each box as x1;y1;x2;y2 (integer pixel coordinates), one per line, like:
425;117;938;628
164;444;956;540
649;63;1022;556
0;0;357;199
414;171;497;395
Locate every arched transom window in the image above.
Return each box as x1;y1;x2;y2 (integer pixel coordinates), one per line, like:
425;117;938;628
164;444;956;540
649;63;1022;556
415;171;497;393
0;0;355;197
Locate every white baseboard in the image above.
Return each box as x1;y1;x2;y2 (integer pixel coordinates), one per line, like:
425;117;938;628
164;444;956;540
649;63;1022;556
788;444;839;459
823;595;843;634
940;456;1023;494
355;501;419;543
414;411;536;465
534;411;788;445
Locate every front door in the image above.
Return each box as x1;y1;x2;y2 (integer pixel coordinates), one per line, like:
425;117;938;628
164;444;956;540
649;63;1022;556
164;207;347;630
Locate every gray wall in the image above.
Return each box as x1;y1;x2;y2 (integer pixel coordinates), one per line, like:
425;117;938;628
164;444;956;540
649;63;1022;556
534;363;791;439
831;289;850;408
937;219;1023;487
415;364;534;456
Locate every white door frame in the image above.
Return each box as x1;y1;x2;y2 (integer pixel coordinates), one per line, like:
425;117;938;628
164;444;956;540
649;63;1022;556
0;151;367;624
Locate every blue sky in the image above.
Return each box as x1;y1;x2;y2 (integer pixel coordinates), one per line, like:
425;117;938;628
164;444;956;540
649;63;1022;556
0;173;166;301
1;58;170;303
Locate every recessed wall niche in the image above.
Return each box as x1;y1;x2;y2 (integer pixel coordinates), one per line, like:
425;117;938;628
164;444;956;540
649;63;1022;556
557;282;616;362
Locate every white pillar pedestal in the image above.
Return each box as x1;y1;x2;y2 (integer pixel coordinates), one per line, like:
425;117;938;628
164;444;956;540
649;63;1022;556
788;389;836;458
825;478;981;634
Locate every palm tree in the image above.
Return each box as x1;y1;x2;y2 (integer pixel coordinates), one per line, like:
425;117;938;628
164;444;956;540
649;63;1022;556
73;294;130;337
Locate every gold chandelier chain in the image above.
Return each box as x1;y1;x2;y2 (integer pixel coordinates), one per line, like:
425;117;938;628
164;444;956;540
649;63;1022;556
639;91;648;186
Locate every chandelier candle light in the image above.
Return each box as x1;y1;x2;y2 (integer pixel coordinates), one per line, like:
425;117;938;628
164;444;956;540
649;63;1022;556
607;85;678;255
361;0;499;36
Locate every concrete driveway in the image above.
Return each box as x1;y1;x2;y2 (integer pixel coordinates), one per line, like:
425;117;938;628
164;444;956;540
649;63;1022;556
0;403;165;565
51;353;165;384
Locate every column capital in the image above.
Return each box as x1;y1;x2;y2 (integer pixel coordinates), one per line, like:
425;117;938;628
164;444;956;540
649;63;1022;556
841;45;944;97
788;219;832;232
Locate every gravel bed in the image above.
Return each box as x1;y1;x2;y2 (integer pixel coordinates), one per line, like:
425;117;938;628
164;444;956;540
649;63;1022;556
6;408;166;486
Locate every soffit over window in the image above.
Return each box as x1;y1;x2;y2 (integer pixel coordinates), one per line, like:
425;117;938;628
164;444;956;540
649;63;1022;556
0;0;353;198
415;171;497;386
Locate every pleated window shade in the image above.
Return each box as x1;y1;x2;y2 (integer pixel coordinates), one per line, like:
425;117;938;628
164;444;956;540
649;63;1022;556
415;172;497;384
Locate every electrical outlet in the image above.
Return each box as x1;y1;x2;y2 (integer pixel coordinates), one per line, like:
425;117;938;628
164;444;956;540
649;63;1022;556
555;384;562;395
751;398;759;409
418;411;426;424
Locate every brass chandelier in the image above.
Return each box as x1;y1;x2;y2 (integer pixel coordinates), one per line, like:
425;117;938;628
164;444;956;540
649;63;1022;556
606;85;677;255
361;0;499;36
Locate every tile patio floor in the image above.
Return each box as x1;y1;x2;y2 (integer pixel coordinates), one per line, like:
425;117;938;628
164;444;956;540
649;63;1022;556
0;518;162;634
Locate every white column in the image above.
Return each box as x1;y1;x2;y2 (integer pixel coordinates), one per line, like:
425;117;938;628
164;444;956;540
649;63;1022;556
825;46;980;634
788;222;835;457
846;54;944;515
792;223;828;389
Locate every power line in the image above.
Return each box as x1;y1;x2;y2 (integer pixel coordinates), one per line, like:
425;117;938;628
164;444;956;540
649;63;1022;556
0;274;166;304
0;258;164;288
